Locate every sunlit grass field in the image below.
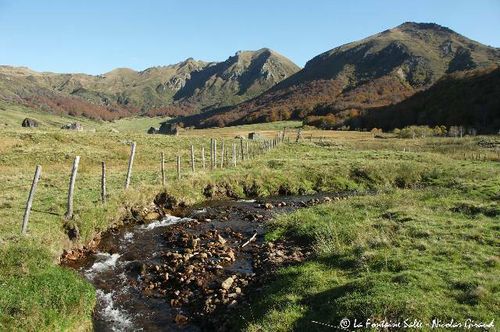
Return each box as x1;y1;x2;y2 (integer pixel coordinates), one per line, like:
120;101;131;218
0;103;499;331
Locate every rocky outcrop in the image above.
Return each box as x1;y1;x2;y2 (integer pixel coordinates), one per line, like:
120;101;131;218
147;127;159;134
158;122;181;135
21;118;39;127
61;122;83;131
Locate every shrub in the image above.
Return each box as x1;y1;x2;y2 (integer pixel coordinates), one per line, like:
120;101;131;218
397;125;445;139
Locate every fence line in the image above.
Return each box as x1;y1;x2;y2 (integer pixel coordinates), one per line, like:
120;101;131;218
19;132;285;234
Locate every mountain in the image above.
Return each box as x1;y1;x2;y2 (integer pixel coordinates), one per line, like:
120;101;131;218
172;48;300;108
343;65;500;133
0;48;299;120
179;22;500;128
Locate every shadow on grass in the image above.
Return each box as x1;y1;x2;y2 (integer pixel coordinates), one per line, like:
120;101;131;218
30;208;62;216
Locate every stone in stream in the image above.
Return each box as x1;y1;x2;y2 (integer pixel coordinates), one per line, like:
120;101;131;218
217;234;227;245
264;203;274;210
189;237;200;249
174;313;188;325
221;277;234;290
143;211;160;221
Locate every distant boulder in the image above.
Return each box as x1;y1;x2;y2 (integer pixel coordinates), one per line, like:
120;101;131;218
61;122;83;131
22;118;39;128
248;132;261;140
158;122;181;136
147;127;159;134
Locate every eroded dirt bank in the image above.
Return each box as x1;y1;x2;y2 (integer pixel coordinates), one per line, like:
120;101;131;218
63;192;354;331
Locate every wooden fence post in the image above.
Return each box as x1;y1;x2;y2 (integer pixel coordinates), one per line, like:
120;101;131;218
125;142;136;189
296;129;302;143
210;139;214;170
177;155;181;179
202;147;206;169
21;165;41;234
161;152;166;186
65;156;80;220
220;141;225;168
191;145;195;172
225;145;229;166
240;139;245;161
232;143;237;167
246;141;249;160
214;139;217;169
101;161;107;204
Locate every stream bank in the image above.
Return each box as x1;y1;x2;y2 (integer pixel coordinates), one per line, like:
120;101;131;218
63;192;355;331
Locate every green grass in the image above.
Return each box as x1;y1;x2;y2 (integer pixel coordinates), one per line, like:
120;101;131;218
0;105;499;330
0;101;171;133
0;240;95;331
235;188;499;331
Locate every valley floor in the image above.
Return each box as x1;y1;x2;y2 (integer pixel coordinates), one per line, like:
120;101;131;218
0;106;498;331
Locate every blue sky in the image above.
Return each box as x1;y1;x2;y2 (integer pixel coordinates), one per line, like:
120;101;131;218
0;0;499;74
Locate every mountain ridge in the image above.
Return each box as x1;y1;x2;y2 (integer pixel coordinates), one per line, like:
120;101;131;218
1;22;499;129
178;22;500;129
0;49;300;119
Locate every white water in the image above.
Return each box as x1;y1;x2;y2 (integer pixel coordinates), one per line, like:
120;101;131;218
123;232;134;241
141;215;193;230
85;252;121;279
238;199;256;203
96;289;133;331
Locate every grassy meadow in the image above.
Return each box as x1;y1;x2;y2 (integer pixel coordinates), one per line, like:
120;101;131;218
0;103;499;331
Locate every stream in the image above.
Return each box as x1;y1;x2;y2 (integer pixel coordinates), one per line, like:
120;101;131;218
64;193;350;331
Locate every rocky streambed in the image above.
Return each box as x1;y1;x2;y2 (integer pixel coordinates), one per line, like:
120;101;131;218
62;192;352;331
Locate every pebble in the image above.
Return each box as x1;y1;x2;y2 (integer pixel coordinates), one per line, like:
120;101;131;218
221;277;234;290
264;203;274;209
174;313;188;325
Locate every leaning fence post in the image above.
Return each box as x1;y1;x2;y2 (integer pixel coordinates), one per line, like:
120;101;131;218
21;165;42;234
176;155;181;180
161;152;166;186
191;145;195;172
65;156;80;220
101;161;107;204
125;142;136;189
